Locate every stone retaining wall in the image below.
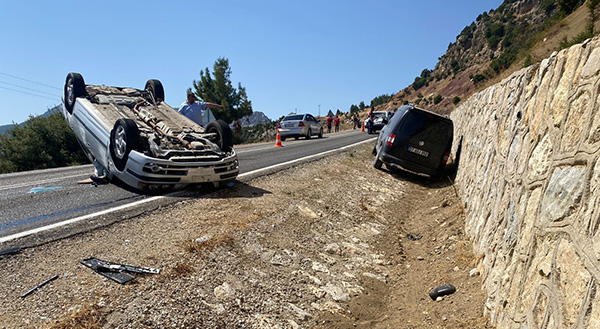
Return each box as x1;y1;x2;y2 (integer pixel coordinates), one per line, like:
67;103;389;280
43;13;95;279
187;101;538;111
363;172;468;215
450;36;600;328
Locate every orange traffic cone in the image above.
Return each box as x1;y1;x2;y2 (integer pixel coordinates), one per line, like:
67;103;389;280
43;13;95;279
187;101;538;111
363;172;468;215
361;121;365;132
274;129;284;147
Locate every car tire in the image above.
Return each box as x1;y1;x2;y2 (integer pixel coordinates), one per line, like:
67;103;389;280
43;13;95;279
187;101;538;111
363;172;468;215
373;150;383;170
294;136;299;140
206;120;234;153
110;118;140;172
281;136;286;141
145;79;164;103
64;73;85;114
318;128;323;138
306;129;312;139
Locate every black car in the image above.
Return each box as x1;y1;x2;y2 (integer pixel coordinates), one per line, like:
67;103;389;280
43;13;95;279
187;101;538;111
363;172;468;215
372;105;453;179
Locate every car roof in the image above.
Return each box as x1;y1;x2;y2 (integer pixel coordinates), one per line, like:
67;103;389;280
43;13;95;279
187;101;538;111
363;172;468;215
401;105;452;123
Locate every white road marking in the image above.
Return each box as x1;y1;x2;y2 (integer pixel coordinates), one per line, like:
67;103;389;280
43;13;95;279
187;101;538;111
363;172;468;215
0;138;375;243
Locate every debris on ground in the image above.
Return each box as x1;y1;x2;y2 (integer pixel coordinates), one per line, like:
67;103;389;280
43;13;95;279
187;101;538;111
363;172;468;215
0;247;21;257
20;275;59;298
29;186;62;194
406;233;422;241
80;257;160;284
429;284;457;301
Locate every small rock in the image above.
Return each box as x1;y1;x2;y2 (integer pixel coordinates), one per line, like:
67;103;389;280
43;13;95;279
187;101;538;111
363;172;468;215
417;256;425;261
214;282;235;299
324;243;341;255
322;283;350;302
362;272;387;283
312;261;329;273
453;266;460;272
288;303;312;321
287;319;300;329
469;268;480;277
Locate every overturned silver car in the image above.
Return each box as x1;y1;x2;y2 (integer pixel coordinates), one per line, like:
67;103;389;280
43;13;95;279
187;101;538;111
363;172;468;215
62;72;239;192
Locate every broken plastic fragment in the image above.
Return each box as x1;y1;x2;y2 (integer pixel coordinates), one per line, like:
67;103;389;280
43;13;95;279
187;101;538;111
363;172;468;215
0;247;21;256
29;186;62;194
21;275;58;298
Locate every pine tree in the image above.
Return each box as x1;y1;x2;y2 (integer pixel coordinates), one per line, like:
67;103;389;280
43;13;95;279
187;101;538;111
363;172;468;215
192;57;253;123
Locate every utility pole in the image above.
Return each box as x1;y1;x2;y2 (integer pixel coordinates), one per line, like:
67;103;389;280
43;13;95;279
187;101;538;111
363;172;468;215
318;104;321;117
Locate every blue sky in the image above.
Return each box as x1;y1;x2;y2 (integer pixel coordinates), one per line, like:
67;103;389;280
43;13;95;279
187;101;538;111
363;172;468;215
0;0;502;125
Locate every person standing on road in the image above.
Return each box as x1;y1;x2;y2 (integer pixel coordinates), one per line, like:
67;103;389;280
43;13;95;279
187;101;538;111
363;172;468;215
178;90;222;127
366;108;374;134
326;115;333;133
353;114;359;129
334;115;340;132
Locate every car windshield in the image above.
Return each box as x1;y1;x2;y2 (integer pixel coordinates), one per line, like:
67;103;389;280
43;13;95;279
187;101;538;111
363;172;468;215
283;115;304;121
374;113;387;118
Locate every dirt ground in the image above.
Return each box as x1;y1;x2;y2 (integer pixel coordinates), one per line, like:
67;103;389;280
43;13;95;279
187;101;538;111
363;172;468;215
0;144;491;329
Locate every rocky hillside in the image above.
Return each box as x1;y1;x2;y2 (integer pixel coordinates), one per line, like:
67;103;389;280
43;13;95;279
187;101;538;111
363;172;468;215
377;0;596;115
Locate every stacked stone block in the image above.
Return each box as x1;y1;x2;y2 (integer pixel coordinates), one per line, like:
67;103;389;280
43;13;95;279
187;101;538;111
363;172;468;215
450;36;600;328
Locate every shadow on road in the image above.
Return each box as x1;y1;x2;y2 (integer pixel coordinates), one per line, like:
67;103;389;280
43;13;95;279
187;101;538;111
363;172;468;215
183;181;272;200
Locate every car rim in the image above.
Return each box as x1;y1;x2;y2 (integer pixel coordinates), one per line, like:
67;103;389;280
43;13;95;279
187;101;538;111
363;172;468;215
66;78;74;105
113;126;127;159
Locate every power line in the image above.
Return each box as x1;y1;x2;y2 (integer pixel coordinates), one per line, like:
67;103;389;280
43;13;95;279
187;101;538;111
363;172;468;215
0;80;59;97
0;85;60;102
0;72;62;91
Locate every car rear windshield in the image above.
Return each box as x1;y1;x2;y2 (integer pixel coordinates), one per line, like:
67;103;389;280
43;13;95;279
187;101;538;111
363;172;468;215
283;115;304;121
398;111;452;144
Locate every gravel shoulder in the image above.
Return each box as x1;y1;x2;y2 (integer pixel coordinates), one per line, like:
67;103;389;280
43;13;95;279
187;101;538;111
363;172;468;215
0;144;491;328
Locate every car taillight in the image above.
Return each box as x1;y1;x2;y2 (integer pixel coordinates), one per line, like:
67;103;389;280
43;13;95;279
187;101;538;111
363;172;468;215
298;122;305;127
442;152;450;164
276;122;281;129
386;133;396;146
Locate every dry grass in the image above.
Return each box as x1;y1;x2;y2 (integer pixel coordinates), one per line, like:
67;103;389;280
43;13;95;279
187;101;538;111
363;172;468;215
46;303;102;329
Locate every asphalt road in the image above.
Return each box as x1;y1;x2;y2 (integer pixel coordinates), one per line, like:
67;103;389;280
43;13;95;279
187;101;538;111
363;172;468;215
0;130;375;246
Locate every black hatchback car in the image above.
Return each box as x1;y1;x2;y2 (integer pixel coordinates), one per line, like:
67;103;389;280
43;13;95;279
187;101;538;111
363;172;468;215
372;105;453;179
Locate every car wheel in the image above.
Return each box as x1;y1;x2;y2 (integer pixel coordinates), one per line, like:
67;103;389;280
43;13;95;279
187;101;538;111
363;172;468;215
373;149;383;170
306;129;312;139
145;79;164;103
318;128;323;138
294;136;299;140
206;120;234;153
64;73;85;114
110;118;140;172
281;136;286;141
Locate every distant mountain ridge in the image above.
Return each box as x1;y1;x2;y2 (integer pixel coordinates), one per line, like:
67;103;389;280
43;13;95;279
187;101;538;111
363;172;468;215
238;111;271;127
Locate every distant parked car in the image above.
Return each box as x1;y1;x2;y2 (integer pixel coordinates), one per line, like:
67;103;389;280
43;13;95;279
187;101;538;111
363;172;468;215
61;72;239;192
372;105;453;179
277;114;323;141
364;111;393;134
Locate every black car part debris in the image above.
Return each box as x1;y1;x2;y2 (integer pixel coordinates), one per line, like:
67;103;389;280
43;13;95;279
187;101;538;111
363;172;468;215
21;274;59;298
0;247;21;257
429;284;456;300
406;233;422;241
80;257;160;284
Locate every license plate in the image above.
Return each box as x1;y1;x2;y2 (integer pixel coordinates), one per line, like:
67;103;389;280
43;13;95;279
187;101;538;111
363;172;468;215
408;146;429;157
